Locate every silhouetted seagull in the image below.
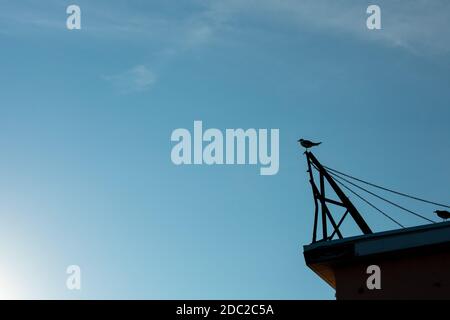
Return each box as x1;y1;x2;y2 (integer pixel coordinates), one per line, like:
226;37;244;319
298;138;322;149
435;210;450;221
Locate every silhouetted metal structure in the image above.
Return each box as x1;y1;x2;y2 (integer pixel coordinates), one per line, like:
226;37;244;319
305;151;372;243
302;151;450;300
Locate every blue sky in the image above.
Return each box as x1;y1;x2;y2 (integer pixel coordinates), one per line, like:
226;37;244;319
0;0;449;299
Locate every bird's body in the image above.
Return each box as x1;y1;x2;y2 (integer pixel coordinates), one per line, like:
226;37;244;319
435;210;450;221
298;138;322;149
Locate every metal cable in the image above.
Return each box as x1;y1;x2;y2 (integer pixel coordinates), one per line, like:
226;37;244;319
326;170;436;224
324;165;450;209
332;175;405;228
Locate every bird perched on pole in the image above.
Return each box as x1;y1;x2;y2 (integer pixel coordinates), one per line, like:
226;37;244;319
435;210;450;221
298;138;322;149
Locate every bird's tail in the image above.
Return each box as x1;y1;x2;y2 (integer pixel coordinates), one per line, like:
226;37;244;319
314;142;322;146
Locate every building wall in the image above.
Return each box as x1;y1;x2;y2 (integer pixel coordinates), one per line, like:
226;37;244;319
335;251;450;300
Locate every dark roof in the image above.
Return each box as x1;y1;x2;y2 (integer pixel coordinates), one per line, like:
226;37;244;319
303;221;450;288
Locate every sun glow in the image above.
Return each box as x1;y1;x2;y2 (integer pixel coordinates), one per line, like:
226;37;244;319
0;275;22;300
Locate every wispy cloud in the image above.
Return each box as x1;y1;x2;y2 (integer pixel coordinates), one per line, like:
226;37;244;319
102;65;157;93
203;0;450;56
2;0;450;56
3;0;449;93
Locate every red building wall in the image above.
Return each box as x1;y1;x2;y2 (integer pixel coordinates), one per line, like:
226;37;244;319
335;251;450;300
